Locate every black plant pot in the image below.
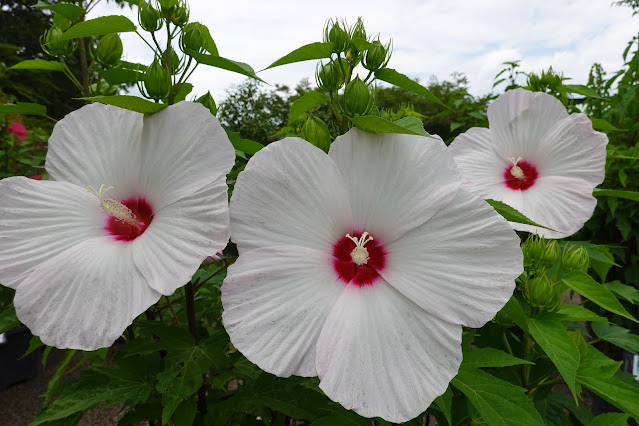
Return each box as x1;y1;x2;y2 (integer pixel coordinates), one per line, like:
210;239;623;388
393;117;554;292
0;325;41;390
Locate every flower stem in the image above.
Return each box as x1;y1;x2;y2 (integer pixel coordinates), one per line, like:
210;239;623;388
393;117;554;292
185;281;208;415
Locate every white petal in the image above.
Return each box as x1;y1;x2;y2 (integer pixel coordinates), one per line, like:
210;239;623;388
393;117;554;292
45;103;142;201
230;138;353;254
0;177;106;289
222;246;344;377
516;176;598;238
139;102;235;210
132;175;230;295
534;114;608;187
449;127;509;189
328;128;460;243
316;282;462;423
488;89;569;160
14;237;161;350
379;189;522;328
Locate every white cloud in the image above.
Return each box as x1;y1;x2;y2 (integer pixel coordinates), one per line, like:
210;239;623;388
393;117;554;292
89;0;637;100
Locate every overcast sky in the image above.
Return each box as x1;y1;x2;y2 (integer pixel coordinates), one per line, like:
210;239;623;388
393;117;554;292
89;0;637;102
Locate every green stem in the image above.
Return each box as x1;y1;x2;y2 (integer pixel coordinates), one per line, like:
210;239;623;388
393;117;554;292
502;331;514;356
136;31;160;56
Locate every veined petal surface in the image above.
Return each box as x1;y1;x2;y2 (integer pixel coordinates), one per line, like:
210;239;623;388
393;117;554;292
448;127;507;188
45;103;142;201
316;281;462;423
488;88;568;160
379;189;522;328
222;246;345;377
328;129;460;243
139;102;235;211
0;177;106;289
132;175;230;295
230;138;353;254
14;237;161;350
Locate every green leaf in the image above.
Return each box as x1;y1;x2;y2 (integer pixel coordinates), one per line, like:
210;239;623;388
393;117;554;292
433;386;453;426
527;312;580;400
184;49;264;82
265;42;334;70
593;188;639;202
462;347;534;369
590;413;631;426
82;95;166;114
0;102;47;115
562;271;637;323
22;335;43;358
173;399;197;426
591;322;639;353
58;15;136;41
34;1;85;20
227;131;264;155
485;199;554;230
452;368;544;426
500;296;529;333
288;91;328;124
351;115;428;136
99;67;143;85
173;83;193;103
392;116;430;137
557;305;608;323
374;68;448;109
563;84;605;99
0;305;20;334
7;59;66;72
604;281;639;304
590;117;624;132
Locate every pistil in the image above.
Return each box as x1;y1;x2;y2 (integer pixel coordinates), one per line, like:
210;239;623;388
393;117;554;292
508;157;525;179
87;184;145;230
346;231;374;266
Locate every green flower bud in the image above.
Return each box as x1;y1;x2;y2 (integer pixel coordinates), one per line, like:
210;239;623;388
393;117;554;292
95;34;123;67
524;274;562;312
170;1;189;26
315;61;343;92
157;0;178;8
90;79;118;96
324;19;349;53
522;235;559;271
350;18;366;43
342;76;374;117
196;91;217;116
363;39;392;71
301;115;332;153
40;26;74;57
143;59;171;101
138;0;163;33
181;22;208;53
562;245;589;273
161;46;183;75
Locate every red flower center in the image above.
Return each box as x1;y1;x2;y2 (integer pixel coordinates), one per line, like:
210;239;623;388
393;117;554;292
503;159;538;191
332;231;386;286
107;198;154;241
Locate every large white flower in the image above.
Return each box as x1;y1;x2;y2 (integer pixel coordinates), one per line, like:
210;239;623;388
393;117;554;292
0;102;235;351
449;88;608;238
222;129;523;422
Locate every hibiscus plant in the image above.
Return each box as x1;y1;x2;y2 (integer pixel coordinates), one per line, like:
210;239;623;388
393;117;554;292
0;2;638;426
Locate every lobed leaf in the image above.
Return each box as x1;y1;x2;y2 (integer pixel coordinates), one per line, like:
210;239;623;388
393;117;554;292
34;1;85;20
0;305;20;334
265;42;334;70
374;68;448;109
227;131;265;155
57;15;136;41
461;347;534;369
351;115;429;136
184;50;264;82
0;102;47;115
7;59;66;72
591;322;639;354
288;91;328;124
563;84;605;99
593;188;639;202
485;199;554;230
82;95;166;114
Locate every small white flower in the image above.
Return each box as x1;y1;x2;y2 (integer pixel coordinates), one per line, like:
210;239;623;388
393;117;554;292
222;129;523;422
449;88;608;238
0;102;235;351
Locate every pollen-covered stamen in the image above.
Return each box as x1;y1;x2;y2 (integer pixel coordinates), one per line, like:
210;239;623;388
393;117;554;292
346;231;374;266
508;157;524;179
87;184;145;230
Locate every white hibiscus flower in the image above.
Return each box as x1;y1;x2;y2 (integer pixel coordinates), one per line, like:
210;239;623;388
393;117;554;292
0;102;235;351
222;129;523;422
449;88;608;238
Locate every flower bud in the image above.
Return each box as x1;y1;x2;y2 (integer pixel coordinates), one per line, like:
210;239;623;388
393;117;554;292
562;245;589;273
350;18;366;43
363;39;391;71
342;76;373;117
524;274;562;312
40;26;74;57
180;22;207;53
301;115;332;153
143;59;171;101
138;0;163;33
90;79;118;96
316;61;343;92
170;1;189;26
94;34;123;67
196;91;217;116
324;19;349;53
161;46;183;75
522;235;558;271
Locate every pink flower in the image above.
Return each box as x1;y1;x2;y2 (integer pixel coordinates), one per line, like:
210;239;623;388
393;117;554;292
0;102;235;350
29;174;43;180
8;121;27;141
449;89;608;238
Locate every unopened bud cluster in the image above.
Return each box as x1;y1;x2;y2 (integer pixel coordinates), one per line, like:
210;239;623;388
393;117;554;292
523;274;562;312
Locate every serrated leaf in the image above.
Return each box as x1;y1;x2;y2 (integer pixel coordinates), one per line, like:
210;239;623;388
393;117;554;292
557;305;608;323
82;95;166;114
604;281;639;304
374;68;448;109
184;49;264;82
393;116;430;136
8;59;66;72
227;131;264;155
351;115;427;136
590;413;631;426
563;84;605;99
57;15;136;41
527;312;580;400
0;305;20;334
0;102;47;115
34;1;85;20
265;42;334;70
593;188;639;202
591;322;639;353
452;368;544;426
590;117;624;131
485;199;554;230
462;347;534;369
562;271;637;323
288;91;328;124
